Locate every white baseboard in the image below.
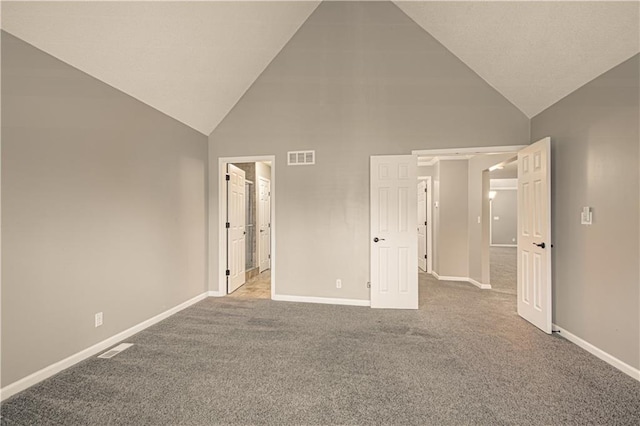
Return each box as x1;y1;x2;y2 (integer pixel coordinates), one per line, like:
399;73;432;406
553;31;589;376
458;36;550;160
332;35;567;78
432;272;491;289
207;290;225;297
467;277;492;290
552;324;640;382
0;292;209;402
272;294;370;307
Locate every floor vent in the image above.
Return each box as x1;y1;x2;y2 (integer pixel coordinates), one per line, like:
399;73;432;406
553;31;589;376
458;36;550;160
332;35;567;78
98;343;133;359
288;150;315;165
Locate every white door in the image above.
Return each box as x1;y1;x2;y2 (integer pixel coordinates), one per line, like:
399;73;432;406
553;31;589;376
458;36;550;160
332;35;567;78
258;177;271;273
370;155;418;309
418;181;427;271
517;137;552;333
227;164;246;293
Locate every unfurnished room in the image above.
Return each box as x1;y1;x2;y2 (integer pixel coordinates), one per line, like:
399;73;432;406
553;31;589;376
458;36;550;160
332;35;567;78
1;1;639;424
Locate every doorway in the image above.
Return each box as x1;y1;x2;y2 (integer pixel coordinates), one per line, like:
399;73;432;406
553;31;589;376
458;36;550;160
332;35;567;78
488;161;518;295
218;156;274;299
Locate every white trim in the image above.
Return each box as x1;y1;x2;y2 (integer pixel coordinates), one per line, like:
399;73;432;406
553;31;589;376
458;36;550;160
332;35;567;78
426;176;433;274
218;156;276;299
272;294;370;307
552;324;640;382
413;145;527;157
491;244;517;248
420;155;472;166
207;290;225;297
0;292;208;401
432;271;491;289
467;277;492;290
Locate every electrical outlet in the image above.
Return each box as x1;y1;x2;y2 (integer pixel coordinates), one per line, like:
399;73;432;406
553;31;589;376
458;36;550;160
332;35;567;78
336;279;342;289
95;312;103;328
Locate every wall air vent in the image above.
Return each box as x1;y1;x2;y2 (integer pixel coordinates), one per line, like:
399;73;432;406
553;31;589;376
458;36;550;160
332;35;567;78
98;343;134;359
288;150;315;166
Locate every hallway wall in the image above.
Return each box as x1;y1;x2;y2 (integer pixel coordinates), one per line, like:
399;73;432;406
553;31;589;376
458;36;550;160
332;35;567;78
208;1;529;300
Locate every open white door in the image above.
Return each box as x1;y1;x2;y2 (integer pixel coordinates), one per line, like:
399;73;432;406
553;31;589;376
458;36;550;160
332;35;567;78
258;177;271;273
227;164;246;293
418;181;427;271
517;137;552;333
370;155;418;309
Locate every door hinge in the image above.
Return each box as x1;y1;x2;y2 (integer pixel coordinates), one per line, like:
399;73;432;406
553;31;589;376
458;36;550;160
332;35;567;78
225;269;230;276
268;223;271;228
268;254;271;259
424;221;427;226
424;254;427;259
226;222;230;229
425;188;427;193
225;174;230;181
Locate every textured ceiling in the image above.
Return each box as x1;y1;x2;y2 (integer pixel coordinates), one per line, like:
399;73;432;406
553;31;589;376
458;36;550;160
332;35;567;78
2;1;639;134
1;1;320;135
395;0;640;117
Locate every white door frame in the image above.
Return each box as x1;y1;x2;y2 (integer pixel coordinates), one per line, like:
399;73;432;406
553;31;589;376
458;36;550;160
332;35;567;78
258;176;271;273
425;176;432;274
418;176;433;274
413;145;527;285
218;156;276;299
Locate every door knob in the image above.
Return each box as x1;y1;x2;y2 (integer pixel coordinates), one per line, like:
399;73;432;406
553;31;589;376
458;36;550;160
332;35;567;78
373;237;386;243
533;242;546;249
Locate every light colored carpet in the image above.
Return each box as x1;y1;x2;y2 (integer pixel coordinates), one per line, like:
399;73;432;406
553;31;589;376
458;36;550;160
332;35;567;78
490;246;517;295
2;272;639;425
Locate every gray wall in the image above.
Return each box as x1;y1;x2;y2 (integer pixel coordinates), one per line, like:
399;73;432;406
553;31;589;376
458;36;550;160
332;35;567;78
531;54;639;369
435;161;469;277
2;32;208;386
490;190;517;245
208;1;529;299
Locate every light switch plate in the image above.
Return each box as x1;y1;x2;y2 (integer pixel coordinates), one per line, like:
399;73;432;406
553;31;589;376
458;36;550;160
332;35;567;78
581;207;592;225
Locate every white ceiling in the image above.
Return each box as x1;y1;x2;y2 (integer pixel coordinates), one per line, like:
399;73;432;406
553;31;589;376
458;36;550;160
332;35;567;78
2;1;639;134
395;0;640;117
1;1;320;135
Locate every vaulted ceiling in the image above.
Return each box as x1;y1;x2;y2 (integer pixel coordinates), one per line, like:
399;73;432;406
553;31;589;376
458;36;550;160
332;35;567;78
2;1;639;135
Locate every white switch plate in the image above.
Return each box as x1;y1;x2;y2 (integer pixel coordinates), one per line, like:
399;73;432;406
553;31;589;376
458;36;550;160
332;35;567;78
581;207;592;225
95;312;103;328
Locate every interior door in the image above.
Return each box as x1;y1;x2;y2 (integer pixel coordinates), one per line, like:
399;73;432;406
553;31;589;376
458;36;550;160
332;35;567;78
370;155;418;309
258;177;271;273
417;181;427;271
227;164;246;293
517;137;552;333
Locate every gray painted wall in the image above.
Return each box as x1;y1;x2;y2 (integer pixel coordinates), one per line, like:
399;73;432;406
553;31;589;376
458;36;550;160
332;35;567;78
531;54;639;369
490;190;517;245
435;161;469;277
208;1;529;298
1;32;208;386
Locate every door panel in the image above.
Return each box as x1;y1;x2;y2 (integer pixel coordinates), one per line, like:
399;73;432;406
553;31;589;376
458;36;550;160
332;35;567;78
227;164;246;293
371;155;418;309
259;177;271;273
517;137;552;333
